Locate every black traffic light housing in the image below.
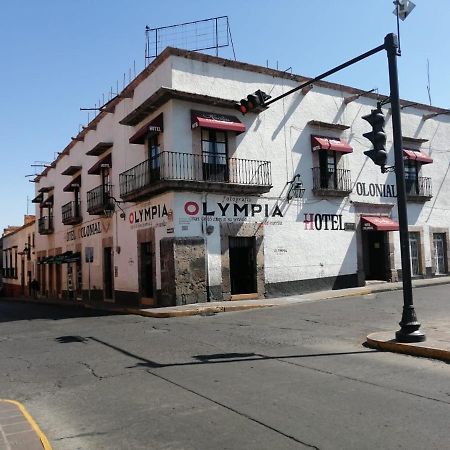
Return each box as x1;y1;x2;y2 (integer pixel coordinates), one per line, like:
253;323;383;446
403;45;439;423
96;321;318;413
237;90;271;115
362;104;387;169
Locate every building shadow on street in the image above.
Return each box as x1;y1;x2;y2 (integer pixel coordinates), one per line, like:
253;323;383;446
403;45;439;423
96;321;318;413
0;299;116;323
59;336;377;370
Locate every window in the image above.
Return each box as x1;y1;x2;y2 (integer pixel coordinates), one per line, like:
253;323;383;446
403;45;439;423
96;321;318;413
148;134;160;180
405;159;420;195
403;149;433;198
201;129;228;182
311;136;352;194
409;232;420;276
318;150;338;189
433;233;447;275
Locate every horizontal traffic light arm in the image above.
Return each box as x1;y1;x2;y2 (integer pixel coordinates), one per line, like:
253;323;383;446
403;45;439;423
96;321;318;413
263;43;386;108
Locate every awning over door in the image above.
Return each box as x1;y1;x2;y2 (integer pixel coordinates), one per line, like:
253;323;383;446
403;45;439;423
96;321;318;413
129;113;163;144
191;110;245;134
403;149;433;164
311;136;353;153
361;216;399;231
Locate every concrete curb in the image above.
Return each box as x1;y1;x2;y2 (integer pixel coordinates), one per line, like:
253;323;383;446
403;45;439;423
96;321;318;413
366;332;450;363
102;303;277;318
0;399;52;449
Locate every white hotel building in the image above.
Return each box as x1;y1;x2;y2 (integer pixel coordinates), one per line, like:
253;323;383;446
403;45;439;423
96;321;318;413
16;47;450;307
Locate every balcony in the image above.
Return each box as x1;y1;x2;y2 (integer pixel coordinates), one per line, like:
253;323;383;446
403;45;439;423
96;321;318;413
406;176;432;202
119;151;272;201
312;167;352;197
38;215;54;235
62;201;82;225
87;184;115;215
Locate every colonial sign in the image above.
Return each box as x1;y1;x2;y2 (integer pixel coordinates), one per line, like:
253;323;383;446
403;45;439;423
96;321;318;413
355;182;396;198
66;221;104;241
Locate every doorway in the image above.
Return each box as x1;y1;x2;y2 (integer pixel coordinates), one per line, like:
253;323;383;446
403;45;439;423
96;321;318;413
363;230;388;280
103;247;114;301
229;236;257;295
139;242;154;305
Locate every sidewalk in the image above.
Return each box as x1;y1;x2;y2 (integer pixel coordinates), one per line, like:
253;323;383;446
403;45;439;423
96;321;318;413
0;400;51;450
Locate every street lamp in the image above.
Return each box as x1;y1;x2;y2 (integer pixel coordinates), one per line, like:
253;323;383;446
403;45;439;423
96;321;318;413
384;33;425;342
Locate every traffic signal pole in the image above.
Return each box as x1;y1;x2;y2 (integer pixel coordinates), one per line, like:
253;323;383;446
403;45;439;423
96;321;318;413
264;44;385;107
254;33;425;342
385;33;425;342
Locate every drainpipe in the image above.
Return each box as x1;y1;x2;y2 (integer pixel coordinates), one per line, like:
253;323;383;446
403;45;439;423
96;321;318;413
202;192;211;302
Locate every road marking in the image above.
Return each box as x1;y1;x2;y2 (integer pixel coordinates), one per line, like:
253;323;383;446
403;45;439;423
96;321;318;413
0;400;52;450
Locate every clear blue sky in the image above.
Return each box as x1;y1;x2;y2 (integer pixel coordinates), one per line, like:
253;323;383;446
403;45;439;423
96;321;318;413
0;0;448;232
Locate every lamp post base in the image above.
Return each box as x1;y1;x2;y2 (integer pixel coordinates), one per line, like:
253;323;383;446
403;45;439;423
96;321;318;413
395;328;426;343
395;305;426;342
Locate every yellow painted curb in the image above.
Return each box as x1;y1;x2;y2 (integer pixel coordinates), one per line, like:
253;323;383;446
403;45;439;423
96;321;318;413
366;334;450;363
0;399;52;449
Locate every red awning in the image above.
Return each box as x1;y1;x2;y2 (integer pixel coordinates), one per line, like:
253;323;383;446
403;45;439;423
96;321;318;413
403;149;433;164
88;153;112;175
311;136;353;153
191;110;245;134
361;216;399;231
129;113;163;145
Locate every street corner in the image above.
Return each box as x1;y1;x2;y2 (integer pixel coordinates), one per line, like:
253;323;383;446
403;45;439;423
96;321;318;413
0;399;52;450
365;331;450;363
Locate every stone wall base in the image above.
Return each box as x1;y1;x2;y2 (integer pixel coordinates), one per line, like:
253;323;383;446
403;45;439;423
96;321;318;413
265;273;359;298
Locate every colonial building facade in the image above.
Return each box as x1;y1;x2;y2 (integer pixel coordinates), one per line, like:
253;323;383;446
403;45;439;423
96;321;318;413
7;47;450;306
1;216;36;297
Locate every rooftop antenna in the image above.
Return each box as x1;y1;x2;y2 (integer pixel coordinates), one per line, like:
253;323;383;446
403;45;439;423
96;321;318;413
426;58;432;106
144;16;232;65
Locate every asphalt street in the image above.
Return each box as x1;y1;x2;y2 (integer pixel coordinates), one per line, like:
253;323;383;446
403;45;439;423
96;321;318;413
0;285;449;449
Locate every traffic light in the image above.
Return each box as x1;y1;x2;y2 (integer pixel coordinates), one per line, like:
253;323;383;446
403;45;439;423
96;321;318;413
237;90;271;115
362;106;387;168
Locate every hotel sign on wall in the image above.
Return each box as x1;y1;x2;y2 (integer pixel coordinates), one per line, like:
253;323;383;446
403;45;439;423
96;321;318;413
182;197;284;225
66;220;110;241
128;202;170;230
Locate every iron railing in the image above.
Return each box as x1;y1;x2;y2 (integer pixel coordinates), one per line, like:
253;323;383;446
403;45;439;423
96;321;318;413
406;176;432;198
119;151;272;198
38;215;53;234
87;184;114;214
312;167;352;192
62;200;82;224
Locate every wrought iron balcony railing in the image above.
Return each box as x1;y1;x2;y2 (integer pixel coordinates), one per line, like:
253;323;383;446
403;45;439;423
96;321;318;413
406;176;432;200
87;184;114;215
119;151;272;200
312;167;352;196
38;215;54;235
62;200;82;225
